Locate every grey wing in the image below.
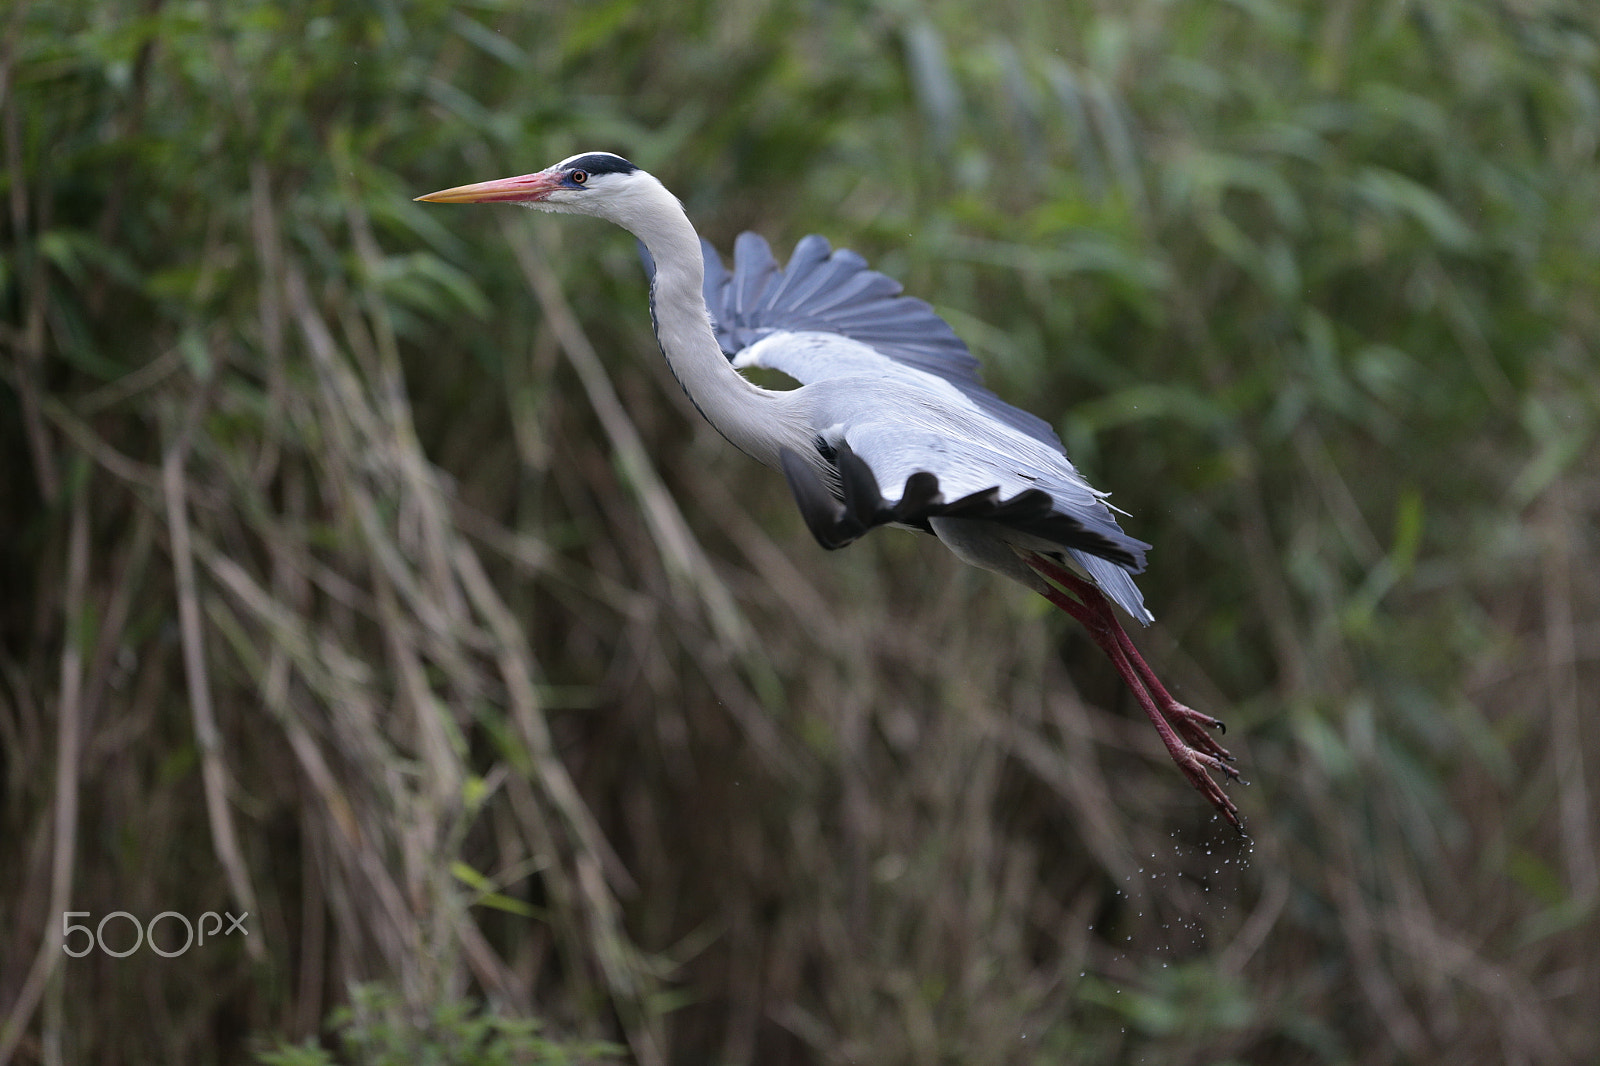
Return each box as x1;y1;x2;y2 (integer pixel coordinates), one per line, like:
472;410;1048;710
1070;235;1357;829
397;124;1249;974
701;232;1152;614
703;233;1064;447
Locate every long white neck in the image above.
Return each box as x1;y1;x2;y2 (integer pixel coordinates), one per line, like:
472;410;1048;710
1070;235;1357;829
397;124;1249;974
601;177;807;470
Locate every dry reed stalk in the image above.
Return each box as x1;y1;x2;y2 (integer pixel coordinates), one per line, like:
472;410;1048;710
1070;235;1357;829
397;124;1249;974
0;495;85;1066
1539;479;1597;901
510;227;799;775
510;231;751;654
163;403;265;962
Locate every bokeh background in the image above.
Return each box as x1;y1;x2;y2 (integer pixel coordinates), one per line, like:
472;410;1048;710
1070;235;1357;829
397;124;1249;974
3;0;1598;1063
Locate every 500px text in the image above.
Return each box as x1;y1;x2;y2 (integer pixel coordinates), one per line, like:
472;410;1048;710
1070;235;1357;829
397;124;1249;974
61;911;249;958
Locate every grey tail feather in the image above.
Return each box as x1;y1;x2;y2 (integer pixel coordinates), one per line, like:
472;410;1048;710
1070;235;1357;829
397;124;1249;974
1071;549;1154;626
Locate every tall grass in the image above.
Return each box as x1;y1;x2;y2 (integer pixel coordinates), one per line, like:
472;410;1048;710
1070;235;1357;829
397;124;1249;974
2;0;1597;1063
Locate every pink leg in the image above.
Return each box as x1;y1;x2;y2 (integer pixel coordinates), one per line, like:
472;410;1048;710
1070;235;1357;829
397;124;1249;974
1025;554;1244;832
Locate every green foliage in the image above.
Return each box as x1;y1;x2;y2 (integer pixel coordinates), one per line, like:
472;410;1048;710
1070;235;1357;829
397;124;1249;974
254;984;622;1066
4;0;1599;1063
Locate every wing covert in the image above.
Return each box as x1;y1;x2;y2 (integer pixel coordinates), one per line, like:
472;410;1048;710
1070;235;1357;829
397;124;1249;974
702;234;1064;450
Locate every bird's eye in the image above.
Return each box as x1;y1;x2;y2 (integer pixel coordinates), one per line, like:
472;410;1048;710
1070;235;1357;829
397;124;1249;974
569;169;588;185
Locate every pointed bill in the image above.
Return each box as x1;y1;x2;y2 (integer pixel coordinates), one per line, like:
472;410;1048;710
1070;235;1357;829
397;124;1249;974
414;169;562;204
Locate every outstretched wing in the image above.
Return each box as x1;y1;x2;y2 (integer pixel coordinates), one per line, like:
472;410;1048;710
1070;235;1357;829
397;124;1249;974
694;233;1152;619
702;233;1066;449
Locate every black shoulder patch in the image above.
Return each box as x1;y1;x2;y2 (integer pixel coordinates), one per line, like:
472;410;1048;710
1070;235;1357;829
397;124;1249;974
562;152;638;176
779;441;1148;570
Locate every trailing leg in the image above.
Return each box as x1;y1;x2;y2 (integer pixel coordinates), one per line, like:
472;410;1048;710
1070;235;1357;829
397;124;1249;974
1025;553;1244;832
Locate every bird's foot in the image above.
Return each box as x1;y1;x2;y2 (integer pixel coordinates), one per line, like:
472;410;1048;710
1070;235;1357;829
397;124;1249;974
1153;700;1244;832
1162;700;1235;767
1114;629;1243;828
1168;743;1246;834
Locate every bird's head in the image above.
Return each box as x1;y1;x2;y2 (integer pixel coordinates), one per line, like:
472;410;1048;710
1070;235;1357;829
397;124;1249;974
415;151;660;224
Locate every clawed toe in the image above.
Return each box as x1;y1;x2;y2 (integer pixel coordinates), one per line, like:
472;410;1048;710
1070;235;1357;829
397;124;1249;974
1167;743;1246;832
1157;711;1247;833
1164;703;1235;764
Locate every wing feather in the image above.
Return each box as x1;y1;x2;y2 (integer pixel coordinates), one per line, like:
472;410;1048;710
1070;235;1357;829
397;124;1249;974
705;235;977;374
730;231;782;315
696;232;1153;616
703;234;1068;448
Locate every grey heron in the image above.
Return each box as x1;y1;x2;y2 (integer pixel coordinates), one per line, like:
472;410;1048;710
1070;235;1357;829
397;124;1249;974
418;152;1242;831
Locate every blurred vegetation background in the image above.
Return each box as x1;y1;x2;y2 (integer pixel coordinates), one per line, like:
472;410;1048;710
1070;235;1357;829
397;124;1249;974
3;0;1598;1062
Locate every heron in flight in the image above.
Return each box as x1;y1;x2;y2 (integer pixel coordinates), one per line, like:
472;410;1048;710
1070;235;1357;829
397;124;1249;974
418;152;1242;831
